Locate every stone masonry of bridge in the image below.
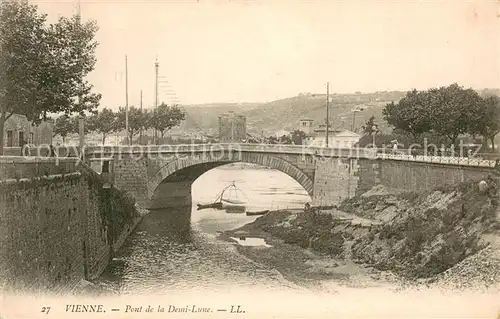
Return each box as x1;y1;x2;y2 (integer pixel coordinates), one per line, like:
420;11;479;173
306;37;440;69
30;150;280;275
85;145;498;209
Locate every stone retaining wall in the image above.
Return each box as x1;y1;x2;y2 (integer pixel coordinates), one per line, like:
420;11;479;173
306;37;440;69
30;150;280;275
0;157;141;292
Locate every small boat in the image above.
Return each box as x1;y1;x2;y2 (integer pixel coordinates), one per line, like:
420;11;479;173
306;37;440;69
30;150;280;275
246;210;270;216
221;197;246;210
197;182;248;213
197;202;223;210
218;182;247;213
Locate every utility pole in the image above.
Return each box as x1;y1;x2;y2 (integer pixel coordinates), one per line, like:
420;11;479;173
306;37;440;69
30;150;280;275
139;90;143;145
76;0;85;151
125;55;129;145
155;59;159;109
154;58;159;144
326;82;329;147
351;110;356;132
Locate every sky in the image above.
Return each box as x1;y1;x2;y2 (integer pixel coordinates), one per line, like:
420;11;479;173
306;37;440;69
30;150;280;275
32;0;500;110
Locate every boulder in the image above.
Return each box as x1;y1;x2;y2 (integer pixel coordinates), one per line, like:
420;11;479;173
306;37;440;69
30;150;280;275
478;180;489;193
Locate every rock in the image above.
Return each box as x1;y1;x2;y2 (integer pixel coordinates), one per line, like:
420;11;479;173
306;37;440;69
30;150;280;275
479;180;489;193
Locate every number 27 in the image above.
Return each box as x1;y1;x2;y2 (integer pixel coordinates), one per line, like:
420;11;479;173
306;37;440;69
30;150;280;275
41;306;51;315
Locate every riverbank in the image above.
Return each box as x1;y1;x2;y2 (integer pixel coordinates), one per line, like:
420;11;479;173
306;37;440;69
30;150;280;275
220;179;500;292
219;210;404;293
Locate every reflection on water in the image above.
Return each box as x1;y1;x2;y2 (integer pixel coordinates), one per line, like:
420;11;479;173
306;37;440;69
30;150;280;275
96;165;310;294
229;237;272;247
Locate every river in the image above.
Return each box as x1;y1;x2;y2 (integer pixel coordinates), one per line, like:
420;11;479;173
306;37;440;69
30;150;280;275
96;163;312;295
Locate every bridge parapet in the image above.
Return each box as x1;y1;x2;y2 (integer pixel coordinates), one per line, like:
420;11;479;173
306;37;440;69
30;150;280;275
377;153;498;168
0;156;79;181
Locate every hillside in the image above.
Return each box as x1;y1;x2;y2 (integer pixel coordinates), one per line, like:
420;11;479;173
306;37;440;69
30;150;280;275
242;92;405;135
172;88;500;137
173;91;407;136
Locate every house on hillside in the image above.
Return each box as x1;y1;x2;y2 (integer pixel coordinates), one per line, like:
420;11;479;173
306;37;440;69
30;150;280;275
300;121;361;148
298;118;314;135
2;113;53;147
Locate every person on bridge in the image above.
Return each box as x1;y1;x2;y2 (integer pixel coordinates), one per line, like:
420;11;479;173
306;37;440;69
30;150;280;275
392;142;398;154
50;144;56;157
20;139;27;156
410;147;418;159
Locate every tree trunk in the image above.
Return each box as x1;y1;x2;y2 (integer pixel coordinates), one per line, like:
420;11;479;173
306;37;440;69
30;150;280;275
0;112;5;155
102;134;106;145
62;136;66;145
481;135;489;153
490;136;495;152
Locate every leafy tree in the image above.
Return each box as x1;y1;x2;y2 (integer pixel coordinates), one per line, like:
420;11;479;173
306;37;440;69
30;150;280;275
88;108;117;145
115;106;150;144
148;103;186;143
0;1;100;154
53;114;75;144
0;0;46;152
279;134;293;144
382;89;432;140
469;95;500;150
291;130;307;145
42;14;101;116
267;136;278;144
428;83;482;146
361;116;377;136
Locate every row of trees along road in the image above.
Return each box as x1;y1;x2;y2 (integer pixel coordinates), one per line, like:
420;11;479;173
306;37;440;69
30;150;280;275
382;83;500;150
54;103;186;145
0;0;101;154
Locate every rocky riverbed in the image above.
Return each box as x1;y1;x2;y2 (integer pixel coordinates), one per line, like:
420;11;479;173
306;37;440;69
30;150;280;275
220;179;500;293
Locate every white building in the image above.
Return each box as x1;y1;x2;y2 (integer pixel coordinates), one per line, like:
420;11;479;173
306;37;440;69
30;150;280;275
305;124;361;148
298;118;314;135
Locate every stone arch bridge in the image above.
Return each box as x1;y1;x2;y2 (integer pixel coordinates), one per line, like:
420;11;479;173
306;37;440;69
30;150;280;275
84;144;497;209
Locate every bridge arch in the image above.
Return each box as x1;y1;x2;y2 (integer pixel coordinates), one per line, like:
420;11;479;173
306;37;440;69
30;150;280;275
147;153;314;200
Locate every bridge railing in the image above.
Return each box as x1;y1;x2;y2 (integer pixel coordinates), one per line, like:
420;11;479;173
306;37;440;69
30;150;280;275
376;152;497;168
375;147;500;167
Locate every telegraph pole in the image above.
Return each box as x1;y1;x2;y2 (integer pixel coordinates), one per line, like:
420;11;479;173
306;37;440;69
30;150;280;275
76;0;85;151
125;55;129;145
325;82;329;147
154;58;159;144
139;90;143;144
155;59;159;109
